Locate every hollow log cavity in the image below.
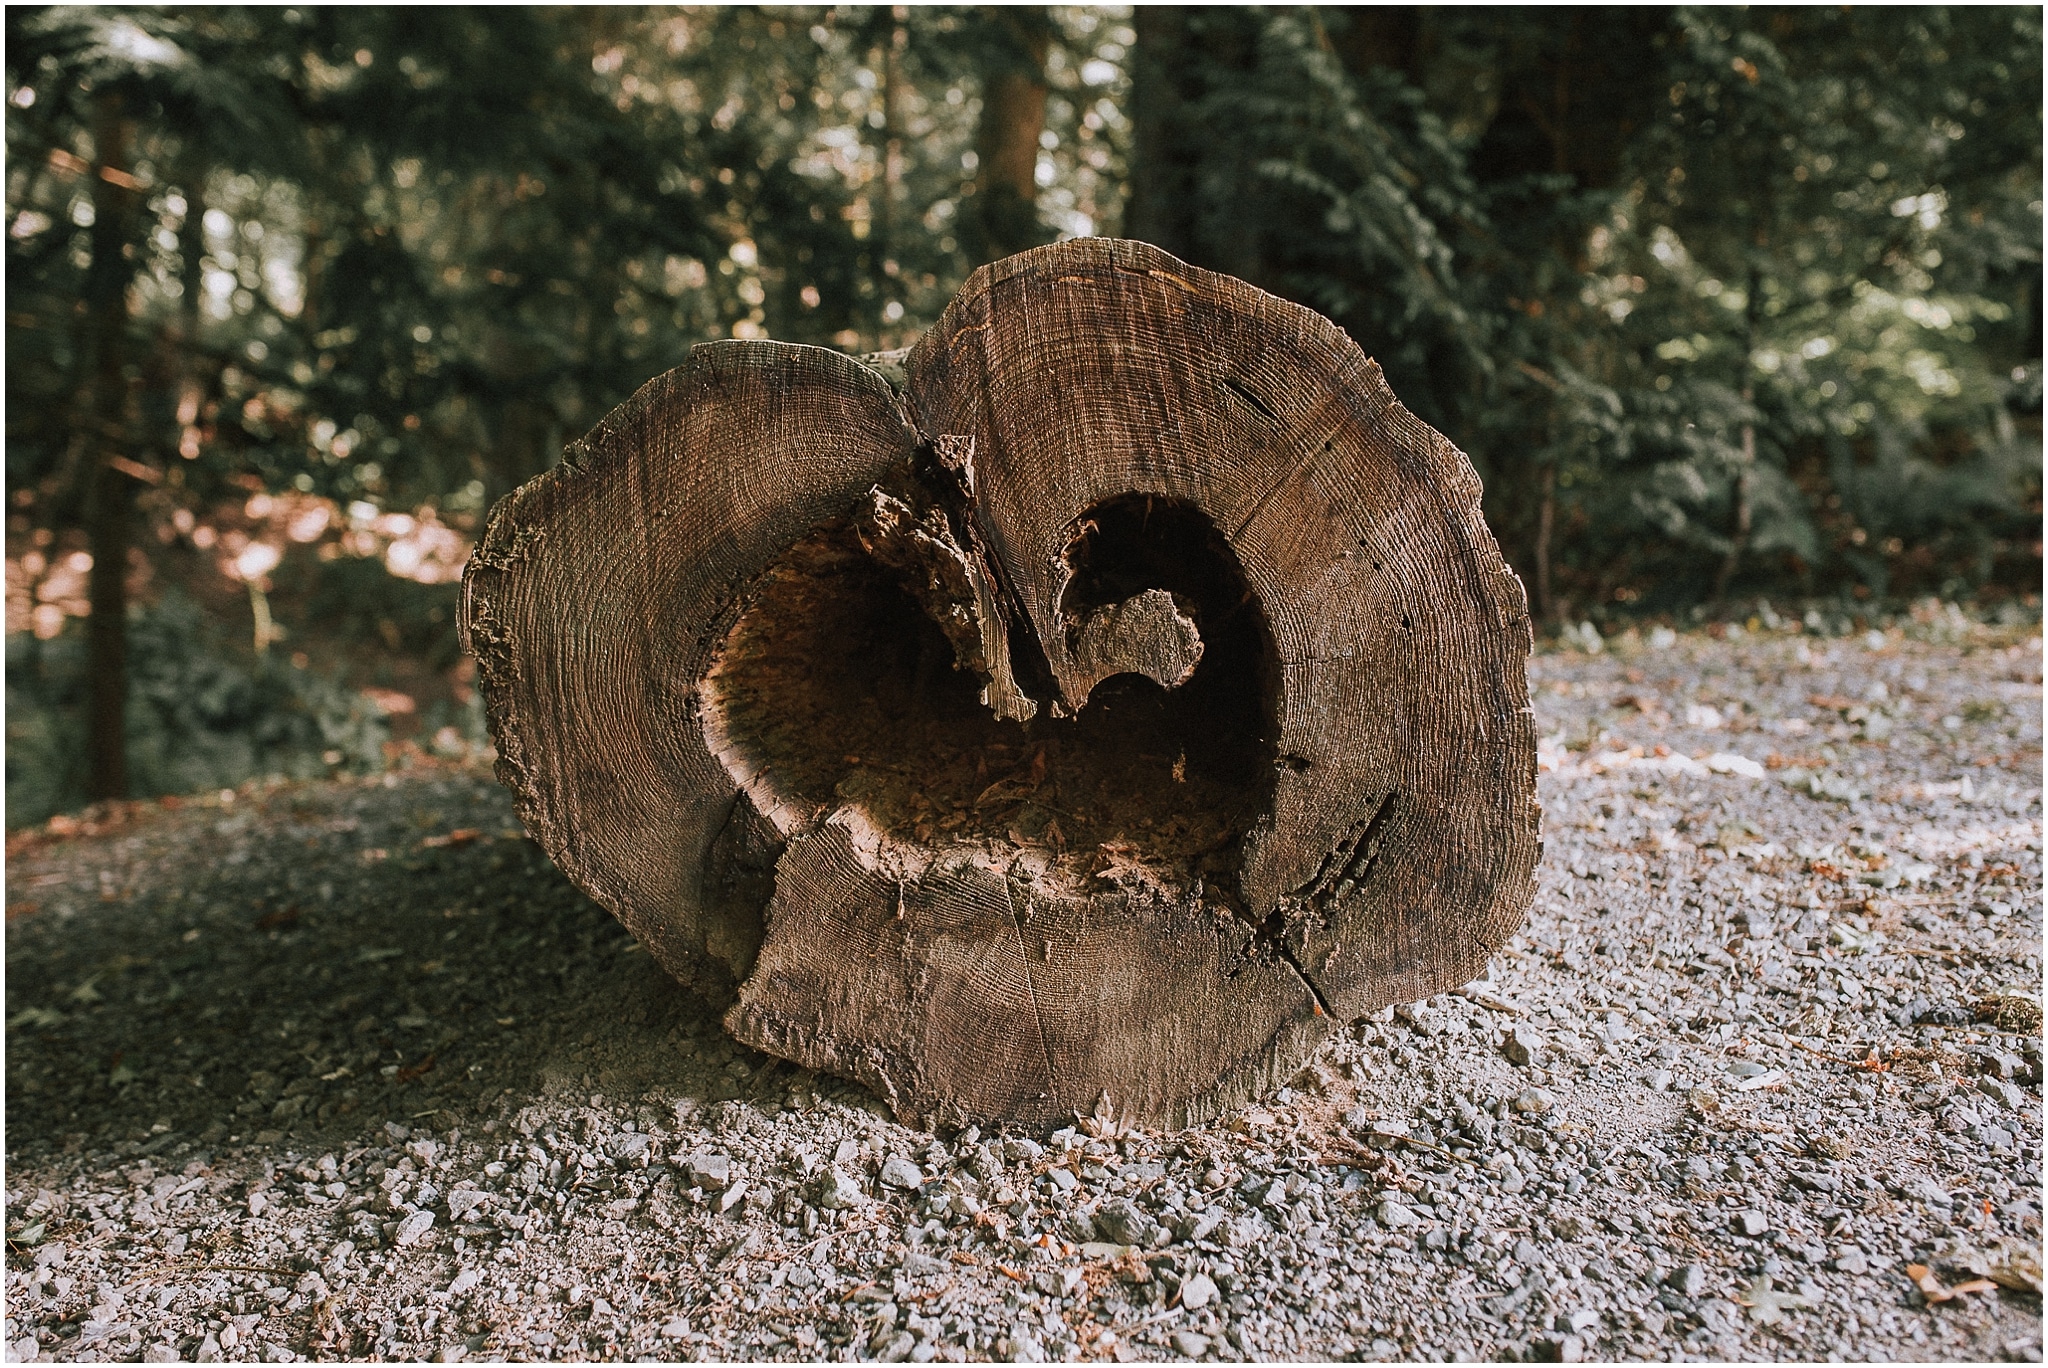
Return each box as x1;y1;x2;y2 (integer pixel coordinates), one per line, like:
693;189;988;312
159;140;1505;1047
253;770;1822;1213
461;239;1540;1130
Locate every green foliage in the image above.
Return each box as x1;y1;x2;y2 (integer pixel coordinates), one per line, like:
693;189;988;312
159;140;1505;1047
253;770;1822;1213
278;552;464;671
1136;5;2042;614
1205;8;1490;420
6;7;1138;511
6;592;389;826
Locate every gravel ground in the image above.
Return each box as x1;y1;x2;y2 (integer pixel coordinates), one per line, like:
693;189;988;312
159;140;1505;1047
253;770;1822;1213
5;616;2043;1364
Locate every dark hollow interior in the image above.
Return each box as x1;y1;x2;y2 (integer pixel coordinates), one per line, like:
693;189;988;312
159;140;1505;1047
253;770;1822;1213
705;495;1278;904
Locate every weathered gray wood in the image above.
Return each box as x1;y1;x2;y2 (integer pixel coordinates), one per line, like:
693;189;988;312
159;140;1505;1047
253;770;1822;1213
462;239;1540;1130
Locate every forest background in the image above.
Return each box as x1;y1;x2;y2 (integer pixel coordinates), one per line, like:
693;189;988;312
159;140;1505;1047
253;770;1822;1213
5;5;2041;827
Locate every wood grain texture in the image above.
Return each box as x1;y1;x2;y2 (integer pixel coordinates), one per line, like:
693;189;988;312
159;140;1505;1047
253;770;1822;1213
903;240;1540;1022
462;239;1539;1130
729;808;1323;1131
460;342;917;994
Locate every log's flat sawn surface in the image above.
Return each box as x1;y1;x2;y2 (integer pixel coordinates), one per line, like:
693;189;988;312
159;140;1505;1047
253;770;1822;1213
4;622;2042;1364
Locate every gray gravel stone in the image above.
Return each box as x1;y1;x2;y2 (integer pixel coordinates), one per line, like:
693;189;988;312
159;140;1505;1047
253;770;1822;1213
685;1150;732;1188
1093;1199;1154;1246
1979;1077;2025;1109
816;1166;864;1210
393;1210;435;1247
1666;1264;1708;1297
1503;1026;1546;1067
1376;1199;1419;1229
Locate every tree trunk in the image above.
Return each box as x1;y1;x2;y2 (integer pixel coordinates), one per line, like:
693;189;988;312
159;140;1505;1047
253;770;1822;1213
1715;398;1756;602
1128;6;1197;257
463;240;1539;1130
878;6;907;264
84;96;139;803
1716;269;1764;601
1535;461;1556;623
1720;255;1769;597
967;8;1051;264
174;162;208;459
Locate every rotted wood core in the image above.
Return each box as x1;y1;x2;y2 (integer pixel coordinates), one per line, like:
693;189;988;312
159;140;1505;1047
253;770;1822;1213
699;489;1277;916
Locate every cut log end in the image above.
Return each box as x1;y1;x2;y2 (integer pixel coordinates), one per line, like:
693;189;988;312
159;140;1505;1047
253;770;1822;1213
464;239;1540;1131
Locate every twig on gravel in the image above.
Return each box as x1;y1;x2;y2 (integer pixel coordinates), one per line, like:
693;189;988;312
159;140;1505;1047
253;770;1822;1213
1453;985;1526;1016
781;1221;883;1259
1316;1128;1467;1167
1369;1129;1469;1163
1786;1038;1870;1067
119;1259;304;1285
1786;1038;1906;1071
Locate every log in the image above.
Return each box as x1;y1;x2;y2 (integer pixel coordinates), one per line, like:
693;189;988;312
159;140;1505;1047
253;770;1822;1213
460;238;1539;1131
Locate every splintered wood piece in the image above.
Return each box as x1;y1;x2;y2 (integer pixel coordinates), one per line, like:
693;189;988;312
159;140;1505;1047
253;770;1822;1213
464;239;1539;1131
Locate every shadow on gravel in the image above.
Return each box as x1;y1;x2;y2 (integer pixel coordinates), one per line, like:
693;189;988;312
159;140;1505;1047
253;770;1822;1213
4;769;799;1165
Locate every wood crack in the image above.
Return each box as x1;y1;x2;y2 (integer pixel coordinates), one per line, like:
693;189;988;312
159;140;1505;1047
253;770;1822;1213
1293;791;1402;913
1229;434;1338;541
1003;878;1061;1103
1276;941;1335;1020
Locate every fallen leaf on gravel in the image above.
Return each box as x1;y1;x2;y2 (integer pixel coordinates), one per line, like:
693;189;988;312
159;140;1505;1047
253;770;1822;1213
1733;1069;1789;1092
1737;1274;1816;1325
1713;819;1762;849
1947;1241;2044;1295
1803;1132;1854;1159
1907;1264;1999;1304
